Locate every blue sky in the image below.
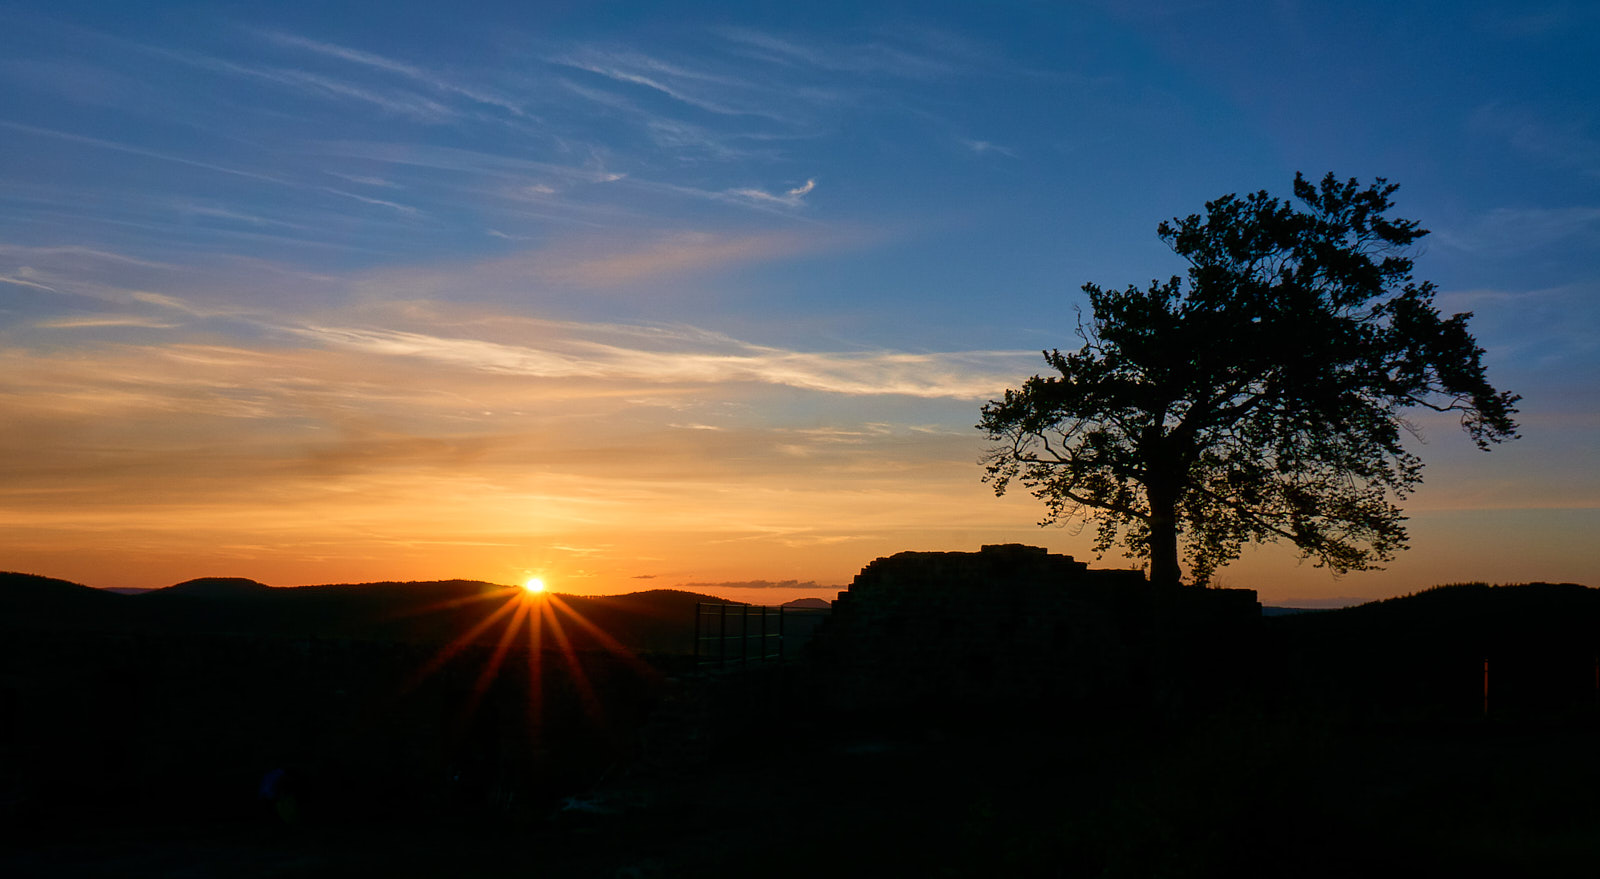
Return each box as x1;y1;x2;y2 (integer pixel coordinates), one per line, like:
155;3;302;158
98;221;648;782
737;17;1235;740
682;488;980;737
2;1;1596;602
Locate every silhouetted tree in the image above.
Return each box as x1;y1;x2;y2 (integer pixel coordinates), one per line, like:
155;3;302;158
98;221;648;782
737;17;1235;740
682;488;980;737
979;173;1519;587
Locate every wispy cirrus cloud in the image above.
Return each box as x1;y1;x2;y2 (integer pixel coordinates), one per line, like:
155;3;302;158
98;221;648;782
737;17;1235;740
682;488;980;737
337;228;829;298
535;230;808;284
34;314;181;329
726;178;816;208
678;578;837;591
175;204;313;231
313;140;627;185
2;228;831;327
148;46;459;122
326;172;399;188
318;186;424;217
717;27;955;80
253;29;527;117
287;320;1031;399
552;46;777;119
0;121;288;185
556;78;770;160
1433;205;1600;256
0;124;425;237
1;274;60;294
0;243;341;316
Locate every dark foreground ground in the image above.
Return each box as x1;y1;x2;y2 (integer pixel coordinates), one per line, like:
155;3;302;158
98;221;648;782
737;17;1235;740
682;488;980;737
7;703;1600;878
6;580;1600;876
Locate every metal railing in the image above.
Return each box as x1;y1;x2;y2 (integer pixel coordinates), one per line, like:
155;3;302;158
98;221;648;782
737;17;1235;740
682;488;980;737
693;603;829;668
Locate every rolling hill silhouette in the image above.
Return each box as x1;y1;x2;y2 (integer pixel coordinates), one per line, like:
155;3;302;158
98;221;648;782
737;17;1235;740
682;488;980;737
0;570;126;629
1265;581;1599;718
0;571;737;655
1269;581;1597;654
157;576;274;597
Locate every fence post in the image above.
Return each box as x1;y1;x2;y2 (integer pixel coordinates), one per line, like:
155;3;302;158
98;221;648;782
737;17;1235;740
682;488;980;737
1482;658;1489;718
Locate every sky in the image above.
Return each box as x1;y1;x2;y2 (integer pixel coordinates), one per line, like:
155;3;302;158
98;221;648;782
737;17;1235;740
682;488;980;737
1;0;1596;605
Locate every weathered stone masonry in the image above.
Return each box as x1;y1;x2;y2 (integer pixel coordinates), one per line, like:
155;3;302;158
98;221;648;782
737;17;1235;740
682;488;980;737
810;544;1260;711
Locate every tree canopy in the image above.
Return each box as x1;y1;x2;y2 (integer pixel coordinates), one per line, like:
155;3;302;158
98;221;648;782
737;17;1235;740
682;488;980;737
979;173;1519;587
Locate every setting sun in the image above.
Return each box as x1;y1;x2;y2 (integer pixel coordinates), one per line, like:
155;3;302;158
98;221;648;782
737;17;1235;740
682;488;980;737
522;577;546;594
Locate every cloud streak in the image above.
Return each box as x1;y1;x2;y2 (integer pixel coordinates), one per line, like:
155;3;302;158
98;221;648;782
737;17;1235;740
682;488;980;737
148;46;459;122
0;121;288;185
552;47;783;120
678;579;837;591
254;29;527;117
1433;205;1600;256
726;178;817;208
34;314;180;329
288;320;1032;399
717;27;956;80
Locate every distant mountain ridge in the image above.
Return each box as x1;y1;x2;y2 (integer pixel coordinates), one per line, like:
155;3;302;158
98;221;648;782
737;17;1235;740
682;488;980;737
0;571;740;654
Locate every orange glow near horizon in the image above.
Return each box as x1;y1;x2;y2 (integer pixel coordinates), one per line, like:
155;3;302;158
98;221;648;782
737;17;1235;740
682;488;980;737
2;304;1591;608
2;329;1592;607
9;502;1597;608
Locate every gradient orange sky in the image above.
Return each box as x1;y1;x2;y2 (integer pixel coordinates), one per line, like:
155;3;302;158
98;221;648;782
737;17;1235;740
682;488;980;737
2;2;1596;606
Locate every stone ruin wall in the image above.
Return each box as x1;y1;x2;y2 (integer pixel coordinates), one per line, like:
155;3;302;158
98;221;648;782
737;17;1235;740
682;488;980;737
810;544;1260;710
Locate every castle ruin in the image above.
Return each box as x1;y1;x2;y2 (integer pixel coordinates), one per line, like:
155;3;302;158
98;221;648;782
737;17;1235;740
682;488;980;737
811;544;1260;712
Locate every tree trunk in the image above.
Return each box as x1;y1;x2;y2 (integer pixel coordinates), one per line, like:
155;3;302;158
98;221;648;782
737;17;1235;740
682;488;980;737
1146;480;1183;588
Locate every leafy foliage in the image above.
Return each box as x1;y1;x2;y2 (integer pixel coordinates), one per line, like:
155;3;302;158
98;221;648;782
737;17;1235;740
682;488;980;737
980;173;1519;586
